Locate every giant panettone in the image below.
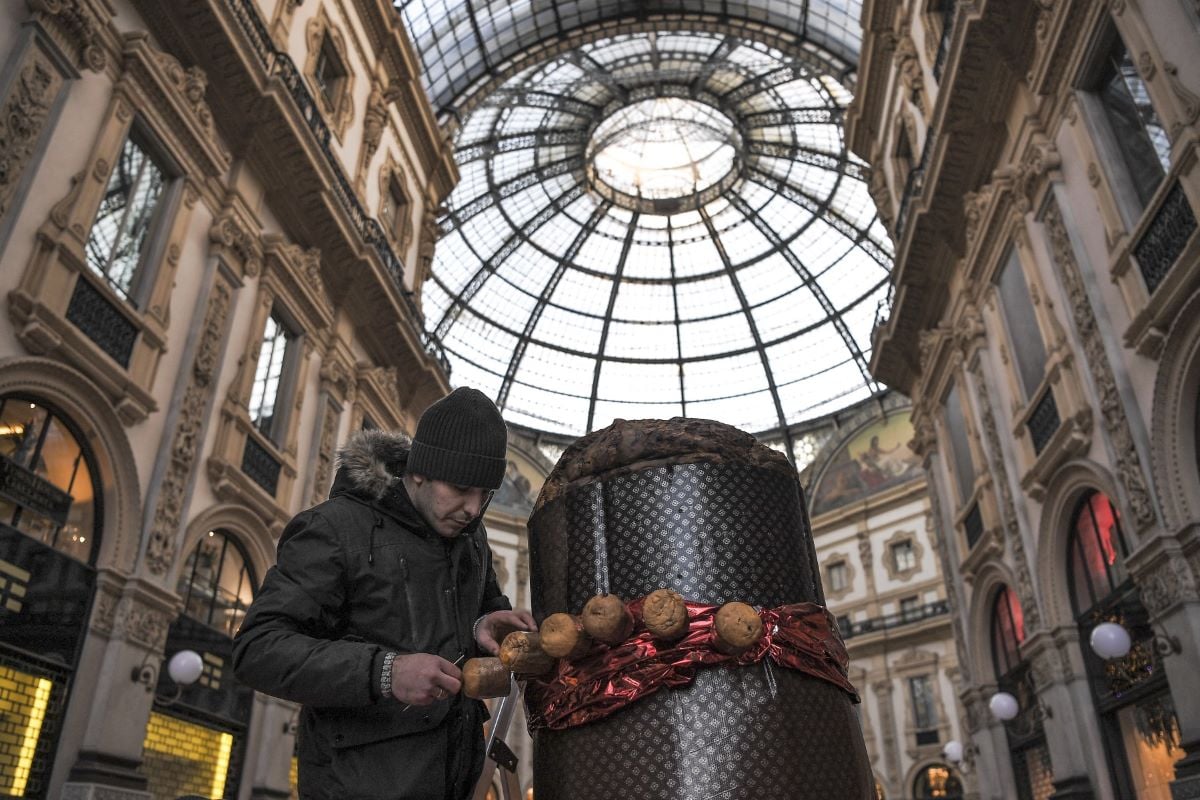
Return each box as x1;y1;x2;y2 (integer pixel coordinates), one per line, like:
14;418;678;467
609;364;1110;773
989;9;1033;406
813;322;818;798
525;418;874;799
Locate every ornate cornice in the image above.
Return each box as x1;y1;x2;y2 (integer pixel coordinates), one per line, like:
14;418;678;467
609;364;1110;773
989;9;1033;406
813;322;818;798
26;0;115;73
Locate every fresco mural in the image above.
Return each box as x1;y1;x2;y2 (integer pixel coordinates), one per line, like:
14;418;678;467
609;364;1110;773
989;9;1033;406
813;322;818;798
811;410;923;516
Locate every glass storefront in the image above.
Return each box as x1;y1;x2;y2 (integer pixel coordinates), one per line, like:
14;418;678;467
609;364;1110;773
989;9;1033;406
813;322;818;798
1069;490;1183;799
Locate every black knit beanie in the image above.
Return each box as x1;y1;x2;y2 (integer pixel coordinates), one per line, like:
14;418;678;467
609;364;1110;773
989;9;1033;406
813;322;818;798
407;387;508;489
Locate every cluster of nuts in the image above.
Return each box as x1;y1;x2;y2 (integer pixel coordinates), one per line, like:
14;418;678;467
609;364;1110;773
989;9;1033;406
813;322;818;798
462;590;765;699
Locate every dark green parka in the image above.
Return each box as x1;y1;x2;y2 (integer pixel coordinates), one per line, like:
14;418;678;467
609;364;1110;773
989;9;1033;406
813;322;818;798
232;430;511;800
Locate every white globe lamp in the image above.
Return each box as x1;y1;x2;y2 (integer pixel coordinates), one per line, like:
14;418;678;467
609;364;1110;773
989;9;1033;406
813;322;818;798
167;649;204;685
1090;622;1132;660
989;691;1019;721
943;740;964;763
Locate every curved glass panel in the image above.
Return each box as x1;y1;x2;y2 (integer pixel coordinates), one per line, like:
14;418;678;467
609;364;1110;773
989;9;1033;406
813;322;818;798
0;395;100;564
425;30;891;437
177;530;257;638
1068;491;1129;616
394;1;863;117
589;97;739;206
991;585;1026;680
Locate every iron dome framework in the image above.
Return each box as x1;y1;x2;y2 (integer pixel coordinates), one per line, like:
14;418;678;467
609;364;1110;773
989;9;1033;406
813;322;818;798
399;3;891;445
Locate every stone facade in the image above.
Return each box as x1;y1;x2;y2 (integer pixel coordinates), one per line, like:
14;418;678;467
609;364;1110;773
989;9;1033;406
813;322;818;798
849;0;1200;798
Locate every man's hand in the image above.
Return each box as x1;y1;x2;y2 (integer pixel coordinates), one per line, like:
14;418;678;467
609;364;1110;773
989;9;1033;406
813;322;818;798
389;653;462;705
475;609;537;655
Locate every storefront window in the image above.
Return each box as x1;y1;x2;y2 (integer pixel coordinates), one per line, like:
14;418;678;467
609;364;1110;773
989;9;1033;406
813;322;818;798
177;531;256;638
1069;490;1181;798
141;711;235;800
0;395;99;564
912;763;963;799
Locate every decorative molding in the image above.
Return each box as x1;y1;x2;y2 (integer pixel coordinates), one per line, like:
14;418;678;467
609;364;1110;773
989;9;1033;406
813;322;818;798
1042;198;1157;532
970;363;1041;631
927;484;972;682
208;200;263;279
145;278;232;575
0;43;66;222
882;529;923;582
822;551;856;601
894;35;926;115
358;83;387;191
1163;62;1200;139
303;9;355;139
309;396;340;506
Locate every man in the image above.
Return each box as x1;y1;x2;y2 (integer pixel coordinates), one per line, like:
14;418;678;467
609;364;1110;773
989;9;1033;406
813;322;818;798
233;387;536;799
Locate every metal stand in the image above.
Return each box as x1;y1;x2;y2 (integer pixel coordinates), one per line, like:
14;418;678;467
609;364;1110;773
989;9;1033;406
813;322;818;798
471;678;523;800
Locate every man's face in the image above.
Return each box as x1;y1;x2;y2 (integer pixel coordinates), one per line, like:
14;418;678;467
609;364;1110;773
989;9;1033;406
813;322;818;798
405;474;492;538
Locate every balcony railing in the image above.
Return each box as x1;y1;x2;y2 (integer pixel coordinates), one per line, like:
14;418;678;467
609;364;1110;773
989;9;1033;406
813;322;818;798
1027;388;1061;456
1134;181;1197;295
223;0;450;375
838;599;950;641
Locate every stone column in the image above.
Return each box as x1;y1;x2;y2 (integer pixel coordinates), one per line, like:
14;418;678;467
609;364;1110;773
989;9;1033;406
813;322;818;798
1021;630;1100;800
61;578;180;800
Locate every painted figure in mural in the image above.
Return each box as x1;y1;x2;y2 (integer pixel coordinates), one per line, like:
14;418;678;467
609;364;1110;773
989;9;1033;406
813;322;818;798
233;387;536;800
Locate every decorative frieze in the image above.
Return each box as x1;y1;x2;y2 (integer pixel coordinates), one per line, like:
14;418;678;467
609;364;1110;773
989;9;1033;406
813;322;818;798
1042;199;1157;532
145;279;232;575
111;594;171;650
0;44;65;222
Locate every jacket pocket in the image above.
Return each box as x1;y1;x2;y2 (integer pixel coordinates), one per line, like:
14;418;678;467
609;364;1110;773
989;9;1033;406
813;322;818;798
322;701;451;749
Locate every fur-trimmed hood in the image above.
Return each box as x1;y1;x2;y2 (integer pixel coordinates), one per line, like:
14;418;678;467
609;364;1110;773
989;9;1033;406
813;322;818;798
332;429;412;502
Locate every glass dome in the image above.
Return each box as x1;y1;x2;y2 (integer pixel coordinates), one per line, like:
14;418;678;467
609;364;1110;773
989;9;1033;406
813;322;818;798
422;29;892;438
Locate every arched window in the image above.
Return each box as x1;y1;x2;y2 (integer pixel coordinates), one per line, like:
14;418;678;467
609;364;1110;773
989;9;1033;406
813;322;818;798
176;530;256;638
1068;491;1129;616
991;586;1026;679
0;394;101;564
912;763;963;799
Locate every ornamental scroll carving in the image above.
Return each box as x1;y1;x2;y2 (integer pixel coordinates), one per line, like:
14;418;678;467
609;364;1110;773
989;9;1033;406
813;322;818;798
27;0;110;72
970;364;1042;632
0;47;63;222
145;279;233;575
1042;200;1156;531
309;399;340;506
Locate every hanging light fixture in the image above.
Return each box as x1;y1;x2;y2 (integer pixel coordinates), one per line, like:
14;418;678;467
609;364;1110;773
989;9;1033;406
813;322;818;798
942;740;964;763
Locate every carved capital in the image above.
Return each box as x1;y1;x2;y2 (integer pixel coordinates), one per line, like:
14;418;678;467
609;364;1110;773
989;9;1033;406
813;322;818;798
1136;557;1198;617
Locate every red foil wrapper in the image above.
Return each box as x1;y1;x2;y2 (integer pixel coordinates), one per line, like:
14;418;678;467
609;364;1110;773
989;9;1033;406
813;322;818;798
525;600;858;731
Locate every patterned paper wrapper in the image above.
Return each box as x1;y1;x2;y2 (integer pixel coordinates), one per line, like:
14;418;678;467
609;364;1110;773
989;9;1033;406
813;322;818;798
526;418;875;800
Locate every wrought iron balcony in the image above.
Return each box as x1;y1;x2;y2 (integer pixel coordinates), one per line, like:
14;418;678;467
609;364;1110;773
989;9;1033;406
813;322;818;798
223;0;451;375
838;599;950;641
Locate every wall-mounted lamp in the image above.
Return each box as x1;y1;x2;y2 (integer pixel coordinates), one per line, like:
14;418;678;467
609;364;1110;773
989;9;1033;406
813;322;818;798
1089;620;1181;660
989;689;1051;737
131;649;204;704
942;739;978;773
